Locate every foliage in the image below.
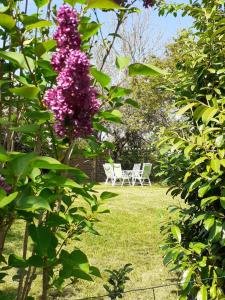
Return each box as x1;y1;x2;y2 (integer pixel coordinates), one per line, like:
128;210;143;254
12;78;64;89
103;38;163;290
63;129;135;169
157;0;225;299
108;55;175;168
0;0;160;299
104;264;133;299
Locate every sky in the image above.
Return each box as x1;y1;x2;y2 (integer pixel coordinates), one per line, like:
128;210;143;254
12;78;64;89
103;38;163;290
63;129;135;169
26;0;193;55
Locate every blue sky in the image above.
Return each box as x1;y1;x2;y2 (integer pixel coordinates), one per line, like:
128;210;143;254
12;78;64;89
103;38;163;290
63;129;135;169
28;0;192;53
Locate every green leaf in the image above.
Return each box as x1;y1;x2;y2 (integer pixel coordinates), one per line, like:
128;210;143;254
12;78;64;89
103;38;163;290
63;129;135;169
163;250;174;266
171;225;181;243
33;156;75;170
8;254;27;268
198;183;210;198
9;85;40;99
189;242;206;255
0;6;9;13
204;215;215;231
128;63;166;77
193;105;207;121
210;284;217;299
10;124;39;134
177;102;197;116
26;20;52;31
208;220;222;242
29;225;58;257
0;51;35;71
71;269;93;281
33;0;50;8
9;152;37;177
0;13;15;30
116;56;130;70
181;268;193;289
65;0;78;6
91;68;111;87
60;249;91;279
195;156;208;166
35;39;56;57
25;111;52;125
93;122;109;133
110;86;131;98
86;0;122;9
201;196;218;208
197;285;208;300
0;192;18;208
16;196;51;212
202;107;218;125
99;110;122;123
90;266;101;278
184;144;196;157
125;99;140;108
44;174;81;189
210;159;221;173
80;22;101;41
215;135;224;148
0;146;9;162
220;197;225;209
27;255;44;267
100;191;118;200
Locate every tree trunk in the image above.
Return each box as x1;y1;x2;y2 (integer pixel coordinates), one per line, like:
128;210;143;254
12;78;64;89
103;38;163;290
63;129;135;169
41;266;49;300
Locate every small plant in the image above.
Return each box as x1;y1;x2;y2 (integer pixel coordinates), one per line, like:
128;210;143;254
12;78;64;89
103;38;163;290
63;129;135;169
103;264;133;300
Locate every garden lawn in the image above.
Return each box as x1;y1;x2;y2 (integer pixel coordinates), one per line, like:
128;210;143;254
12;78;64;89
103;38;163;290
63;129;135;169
2;184;180;300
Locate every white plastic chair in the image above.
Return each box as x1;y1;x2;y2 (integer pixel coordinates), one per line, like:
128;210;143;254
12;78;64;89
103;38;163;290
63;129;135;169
113;163;131;186
132;163;152;186
103;163;115;184
132;163;141;185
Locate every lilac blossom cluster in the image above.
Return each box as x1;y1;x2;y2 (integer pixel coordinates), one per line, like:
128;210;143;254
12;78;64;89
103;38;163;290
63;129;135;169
0;176;12;194
44;5;99;137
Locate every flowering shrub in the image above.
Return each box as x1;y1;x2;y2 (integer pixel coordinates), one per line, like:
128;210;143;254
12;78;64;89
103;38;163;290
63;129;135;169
0;0;160;299
44;5;99;137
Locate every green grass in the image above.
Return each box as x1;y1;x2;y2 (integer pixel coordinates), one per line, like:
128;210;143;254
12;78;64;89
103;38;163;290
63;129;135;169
2;184;180;300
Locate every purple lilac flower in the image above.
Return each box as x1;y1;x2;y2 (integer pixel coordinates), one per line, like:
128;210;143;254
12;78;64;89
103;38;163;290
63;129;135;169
0;176;12;194
44;5;99;138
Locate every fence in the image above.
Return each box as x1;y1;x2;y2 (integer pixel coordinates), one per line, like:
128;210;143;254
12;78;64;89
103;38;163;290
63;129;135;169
55;275;225;300
73;282;179;300
72;155;106;182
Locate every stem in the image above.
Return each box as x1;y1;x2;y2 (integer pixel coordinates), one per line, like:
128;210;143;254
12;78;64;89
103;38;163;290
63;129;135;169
21;267;37;300
100;11;125;71
0;218;14;256
63;139;76;165
41;265;49;300
46;0;52;20
24;0;28;14
16;223;29;300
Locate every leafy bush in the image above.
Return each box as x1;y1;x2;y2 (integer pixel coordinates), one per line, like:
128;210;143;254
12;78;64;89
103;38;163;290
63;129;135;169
157;0;225;298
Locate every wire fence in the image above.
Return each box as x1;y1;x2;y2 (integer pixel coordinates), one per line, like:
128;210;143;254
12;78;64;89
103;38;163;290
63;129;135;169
70;275;225;300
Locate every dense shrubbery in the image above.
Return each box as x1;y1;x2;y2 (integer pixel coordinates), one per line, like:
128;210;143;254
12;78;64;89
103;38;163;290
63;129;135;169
0;0;163;299
158;0;225;298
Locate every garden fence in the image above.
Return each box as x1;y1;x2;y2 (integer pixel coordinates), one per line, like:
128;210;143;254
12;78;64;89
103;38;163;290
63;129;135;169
55;275;225;300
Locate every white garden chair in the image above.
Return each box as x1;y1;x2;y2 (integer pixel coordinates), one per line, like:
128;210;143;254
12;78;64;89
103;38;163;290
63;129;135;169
113;163;131;186
131;163;141;185
103;163;115;184
132;163;152;186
